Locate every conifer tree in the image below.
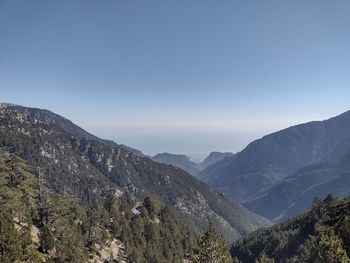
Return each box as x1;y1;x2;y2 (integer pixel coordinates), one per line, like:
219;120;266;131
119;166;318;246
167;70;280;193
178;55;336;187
318;227;349;263
144;195;161;216
40;225;55;252
195;223;232;263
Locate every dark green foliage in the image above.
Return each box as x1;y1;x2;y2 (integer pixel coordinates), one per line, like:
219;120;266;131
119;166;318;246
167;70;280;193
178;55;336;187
0;211;22;263
231;196;350;263
144;194;161;216
40;225;54;252
115;196;197;263
0;155;45;262
194;223;232;263
292;225;349;263
0;152;196;262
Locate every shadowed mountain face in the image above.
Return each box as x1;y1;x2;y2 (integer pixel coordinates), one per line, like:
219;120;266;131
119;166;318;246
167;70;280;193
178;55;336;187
199;110;350;221
0;103;268;243
244;137;350;221
197;155;237;182
199;110;350;201
152;151;234;176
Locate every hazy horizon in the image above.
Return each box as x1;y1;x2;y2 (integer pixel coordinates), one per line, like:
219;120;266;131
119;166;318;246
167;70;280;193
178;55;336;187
1;0;349;155
1;101;346;156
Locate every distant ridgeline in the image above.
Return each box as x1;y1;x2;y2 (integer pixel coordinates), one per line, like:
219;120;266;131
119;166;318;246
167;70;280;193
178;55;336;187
231;195;350;263
152;152;235;177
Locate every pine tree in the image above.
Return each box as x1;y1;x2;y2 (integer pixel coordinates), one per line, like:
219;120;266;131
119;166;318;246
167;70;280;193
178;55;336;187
144;195;161;216
195;223;232;263
40;225;55;252
104;189;119;216
318;227;349;263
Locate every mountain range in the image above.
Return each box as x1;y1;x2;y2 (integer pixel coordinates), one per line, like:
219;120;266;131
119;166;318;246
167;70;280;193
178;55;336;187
199;110;350;221
0;103;268;243
152;151;234;176
2;102;350;261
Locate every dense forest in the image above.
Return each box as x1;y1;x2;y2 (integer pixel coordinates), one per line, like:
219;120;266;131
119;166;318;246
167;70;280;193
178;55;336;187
0;151;237;263
231;195;350;262
0;152;198;262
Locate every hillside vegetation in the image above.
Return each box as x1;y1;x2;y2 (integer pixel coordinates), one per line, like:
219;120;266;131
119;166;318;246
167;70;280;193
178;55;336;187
0;152;197;262
0;103;268;243
231;195;350;262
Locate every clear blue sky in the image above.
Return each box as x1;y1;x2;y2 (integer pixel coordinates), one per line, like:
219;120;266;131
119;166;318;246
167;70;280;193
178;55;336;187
1;0;349;156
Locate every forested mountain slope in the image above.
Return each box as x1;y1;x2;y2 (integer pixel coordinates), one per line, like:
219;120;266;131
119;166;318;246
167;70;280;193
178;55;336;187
0;151;197;262
231;195;350;263
0;103;268;243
